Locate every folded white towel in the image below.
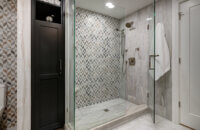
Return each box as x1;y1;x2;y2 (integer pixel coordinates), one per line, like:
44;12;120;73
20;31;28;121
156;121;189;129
155;23;170;80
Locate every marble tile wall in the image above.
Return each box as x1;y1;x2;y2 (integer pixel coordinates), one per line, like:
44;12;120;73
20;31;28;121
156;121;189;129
75;8;121;108
120;0;172;120
0;0;17;129
65;0;75;127
120;5;153;105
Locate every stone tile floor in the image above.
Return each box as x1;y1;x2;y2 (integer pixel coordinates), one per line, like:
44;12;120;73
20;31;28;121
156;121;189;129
74;98;190;130
113;114;190;130
75;98;139;130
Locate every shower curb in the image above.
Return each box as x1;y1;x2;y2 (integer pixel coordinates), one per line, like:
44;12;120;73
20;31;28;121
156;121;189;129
91;105;149;130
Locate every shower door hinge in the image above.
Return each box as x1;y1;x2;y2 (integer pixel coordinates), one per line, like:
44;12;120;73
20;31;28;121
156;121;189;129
179;58;181;64
179;12;184;20
179;101;181;108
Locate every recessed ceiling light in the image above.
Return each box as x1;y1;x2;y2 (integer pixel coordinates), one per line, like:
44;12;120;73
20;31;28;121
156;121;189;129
105;2;115;9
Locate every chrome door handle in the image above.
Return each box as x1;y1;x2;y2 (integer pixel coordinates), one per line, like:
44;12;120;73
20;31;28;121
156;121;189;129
149;55;159;70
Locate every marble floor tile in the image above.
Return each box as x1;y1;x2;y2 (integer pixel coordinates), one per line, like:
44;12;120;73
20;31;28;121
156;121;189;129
75;98;139;130
113;114;190;130
75;99;186;130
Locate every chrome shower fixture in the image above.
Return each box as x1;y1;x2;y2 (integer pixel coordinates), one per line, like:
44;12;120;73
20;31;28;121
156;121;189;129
125;21;136;30
125;21;133;28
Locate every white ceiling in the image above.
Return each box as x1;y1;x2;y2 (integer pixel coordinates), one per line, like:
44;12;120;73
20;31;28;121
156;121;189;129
76;0;154;19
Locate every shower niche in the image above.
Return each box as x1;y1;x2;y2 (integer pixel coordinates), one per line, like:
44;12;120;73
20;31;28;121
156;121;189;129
35;0;62;23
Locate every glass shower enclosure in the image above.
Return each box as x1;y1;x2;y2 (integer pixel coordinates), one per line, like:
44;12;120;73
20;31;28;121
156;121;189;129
66;0;156;129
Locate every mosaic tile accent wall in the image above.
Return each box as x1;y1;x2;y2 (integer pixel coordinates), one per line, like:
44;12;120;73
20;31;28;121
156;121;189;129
75;8;121;108
0;0;17;129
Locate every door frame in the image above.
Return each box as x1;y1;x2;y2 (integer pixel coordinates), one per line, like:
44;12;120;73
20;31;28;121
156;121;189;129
172;0;189;125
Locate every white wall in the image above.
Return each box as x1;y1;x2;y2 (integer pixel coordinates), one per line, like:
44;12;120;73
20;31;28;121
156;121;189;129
120;5;152;105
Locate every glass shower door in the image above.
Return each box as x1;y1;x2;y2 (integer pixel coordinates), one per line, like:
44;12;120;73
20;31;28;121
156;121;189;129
69;0;157;129
65;0;76;129
148;0;156;123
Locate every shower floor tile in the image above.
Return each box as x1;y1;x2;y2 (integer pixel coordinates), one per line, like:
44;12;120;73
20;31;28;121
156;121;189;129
75;98;139;130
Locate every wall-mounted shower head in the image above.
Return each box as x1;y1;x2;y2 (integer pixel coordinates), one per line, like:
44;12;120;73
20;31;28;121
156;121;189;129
125;22;134;28
125;21;136;30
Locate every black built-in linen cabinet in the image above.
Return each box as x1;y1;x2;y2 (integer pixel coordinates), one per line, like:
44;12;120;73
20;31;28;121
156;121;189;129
31;0;65;130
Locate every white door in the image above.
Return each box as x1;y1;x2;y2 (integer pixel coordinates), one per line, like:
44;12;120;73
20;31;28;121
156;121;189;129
180;0;200;129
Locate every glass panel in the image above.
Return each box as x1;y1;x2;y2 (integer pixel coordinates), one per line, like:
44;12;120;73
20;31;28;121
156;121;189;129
154;0;172;123
148;0;156;123
65;0;75;129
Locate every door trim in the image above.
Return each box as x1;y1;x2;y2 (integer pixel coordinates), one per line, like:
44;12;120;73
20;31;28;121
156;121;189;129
172;0;188;125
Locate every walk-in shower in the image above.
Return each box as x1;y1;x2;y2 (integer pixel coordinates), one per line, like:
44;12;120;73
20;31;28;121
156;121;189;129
66;0;157;129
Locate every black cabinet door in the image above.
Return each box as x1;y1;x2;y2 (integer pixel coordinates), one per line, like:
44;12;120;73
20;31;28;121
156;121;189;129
32;21;65;130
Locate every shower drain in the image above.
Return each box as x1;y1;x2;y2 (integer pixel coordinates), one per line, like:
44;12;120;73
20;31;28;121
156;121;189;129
104;109;110;112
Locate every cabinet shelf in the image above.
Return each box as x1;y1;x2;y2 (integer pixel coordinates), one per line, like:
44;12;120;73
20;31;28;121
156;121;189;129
36;0;62;24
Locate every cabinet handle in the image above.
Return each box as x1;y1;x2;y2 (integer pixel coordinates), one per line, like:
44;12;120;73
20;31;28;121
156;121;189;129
59;59;62;75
